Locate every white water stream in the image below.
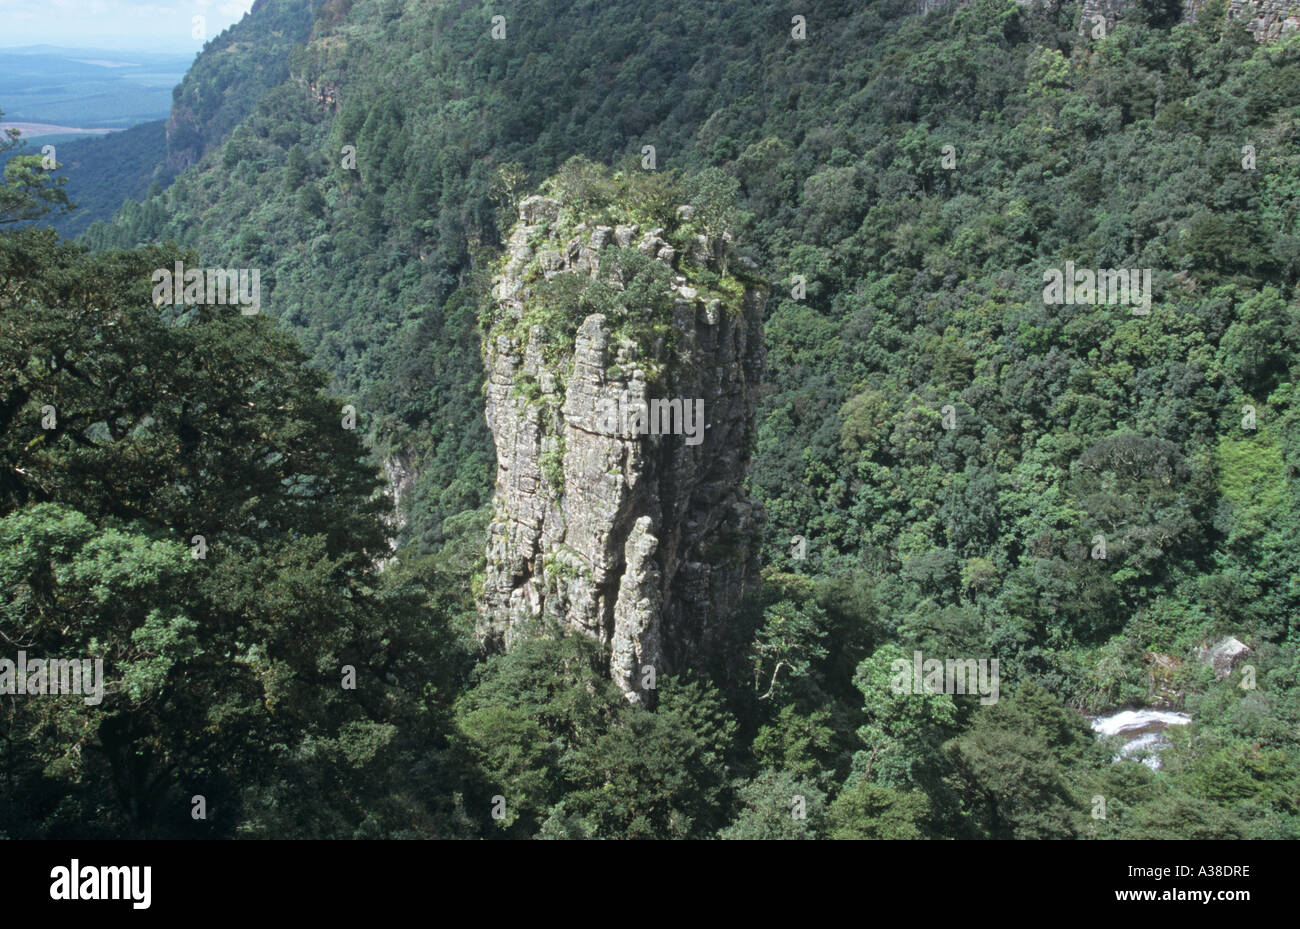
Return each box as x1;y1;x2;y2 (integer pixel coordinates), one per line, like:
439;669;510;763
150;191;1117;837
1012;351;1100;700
1087;708;1192;770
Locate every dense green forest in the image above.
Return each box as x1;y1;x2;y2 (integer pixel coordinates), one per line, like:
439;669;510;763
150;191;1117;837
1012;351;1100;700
0;121;170;240
2;0;1298;838
160;0;328;175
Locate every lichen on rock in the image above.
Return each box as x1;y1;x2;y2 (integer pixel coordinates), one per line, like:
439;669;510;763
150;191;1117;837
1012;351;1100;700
478;163;766;703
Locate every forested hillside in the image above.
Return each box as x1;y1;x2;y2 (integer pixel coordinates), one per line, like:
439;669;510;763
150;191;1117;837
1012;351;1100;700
3;0;1297;838
0;120;169;240
0;1;326;239
161;0;327;175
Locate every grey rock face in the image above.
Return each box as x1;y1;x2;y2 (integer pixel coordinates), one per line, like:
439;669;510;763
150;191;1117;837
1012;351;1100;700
480;195;765;703
1195;636;1251;681
1079;0;1299;39
379;450;416;561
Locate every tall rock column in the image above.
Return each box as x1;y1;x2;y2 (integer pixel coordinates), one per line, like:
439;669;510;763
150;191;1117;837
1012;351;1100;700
479;190;765;703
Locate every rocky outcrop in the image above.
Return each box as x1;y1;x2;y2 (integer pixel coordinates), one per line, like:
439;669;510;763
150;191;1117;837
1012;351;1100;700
1144;651;1185;708
1079;0;1300;40
381;450;416;549
479;192;765;703
164;106;204;176
1195;636;1251;681
1189;0;1300;39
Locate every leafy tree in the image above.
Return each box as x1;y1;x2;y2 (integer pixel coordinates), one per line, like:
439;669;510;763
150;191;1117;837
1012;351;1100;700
827;781;931;840
0;228;457;837
561;678;737;839
752;705;838;788
945;683;1094;839
720;769;826;840
0;111;70;225
850;643;958;791
750;598;830;702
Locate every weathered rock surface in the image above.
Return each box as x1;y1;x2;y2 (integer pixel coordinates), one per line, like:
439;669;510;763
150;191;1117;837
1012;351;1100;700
479;194;766;703
1145;651;1185;708
1079;0;1299;40
1195;636;1251;681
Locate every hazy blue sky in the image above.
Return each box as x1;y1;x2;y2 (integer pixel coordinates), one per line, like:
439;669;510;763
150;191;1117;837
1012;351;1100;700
0;0;254;53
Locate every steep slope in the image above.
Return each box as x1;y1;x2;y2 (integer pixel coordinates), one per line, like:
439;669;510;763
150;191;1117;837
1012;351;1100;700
7;120;169;240
33;0;1300;838
82;0;851;551
164;0;327;174
78;0;1300;798
0;0;327;237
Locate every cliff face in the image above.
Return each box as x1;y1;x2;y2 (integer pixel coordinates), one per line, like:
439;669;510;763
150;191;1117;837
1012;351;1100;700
479;191;765;703
1189;0;1300;39
1078;0;1300;39
164;0;323;174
